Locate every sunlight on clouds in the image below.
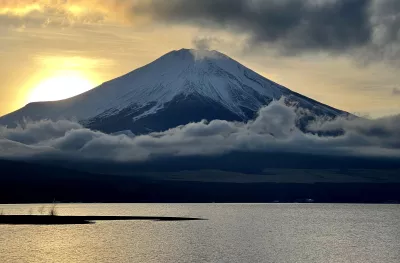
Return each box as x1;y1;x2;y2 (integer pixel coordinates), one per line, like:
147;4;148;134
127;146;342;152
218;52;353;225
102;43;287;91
66;5;85;15
0;0;133;24
0;0;154;26
0;4;41;16
35;55;114;70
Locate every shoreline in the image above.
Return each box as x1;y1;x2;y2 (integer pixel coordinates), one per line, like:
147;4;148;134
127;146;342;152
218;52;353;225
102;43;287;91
0;215;205;225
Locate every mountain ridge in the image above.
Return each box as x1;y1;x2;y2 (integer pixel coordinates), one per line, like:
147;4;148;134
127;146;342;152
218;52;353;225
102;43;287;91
0;49;348;133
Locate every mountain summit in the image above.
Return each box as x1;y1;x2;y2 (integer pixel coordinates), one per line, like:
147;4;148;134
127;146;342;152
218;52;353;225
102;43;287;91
0;49;346;133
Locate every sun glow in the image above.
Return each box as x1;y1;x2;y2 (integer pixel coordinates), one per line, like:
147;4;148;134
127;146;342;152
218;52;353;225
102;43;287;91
28;72;95;103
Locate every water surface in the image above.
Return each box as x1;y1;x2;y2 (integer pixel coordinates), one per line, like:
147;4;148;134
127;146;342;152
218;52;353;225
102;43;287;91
0;204;399;263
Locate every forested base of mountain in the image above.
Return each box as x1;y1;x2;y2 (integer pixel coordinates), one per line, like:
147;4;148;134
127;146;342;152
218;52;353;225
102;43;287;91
1;160;399;204
2;181;399;204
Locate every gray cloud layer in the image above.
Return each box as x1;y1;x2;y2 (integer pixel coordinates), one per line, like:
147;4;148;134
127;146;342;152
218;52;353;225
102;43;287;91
2;0;399;61
1;100;400;163
133;0;400;61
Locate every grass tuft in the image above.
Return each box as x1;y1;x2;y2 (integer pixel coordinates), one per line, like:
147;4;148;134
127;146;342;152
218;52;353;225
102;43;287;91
49;204;58;216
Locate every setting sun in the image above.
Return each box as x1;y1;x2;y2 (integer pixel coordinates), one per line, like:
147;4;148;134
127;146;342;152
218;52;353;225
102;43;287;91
28;72;95;103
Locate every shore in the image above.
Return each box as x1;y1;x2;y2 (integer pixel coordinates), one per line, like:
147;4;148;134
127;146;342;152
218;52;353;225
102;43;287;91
0;215;204;225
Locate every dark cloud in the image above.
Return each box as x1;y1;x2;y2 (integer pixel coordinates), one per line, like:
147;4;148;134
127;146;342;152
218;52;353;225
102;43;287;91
131;0;400;61
393;88;400;95
134;0;372;53
1;100;400;162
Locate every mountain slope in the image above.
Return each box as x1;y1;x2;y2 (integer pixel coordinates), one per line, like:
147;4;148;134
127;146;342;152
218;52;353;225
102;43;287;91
0;49;346;133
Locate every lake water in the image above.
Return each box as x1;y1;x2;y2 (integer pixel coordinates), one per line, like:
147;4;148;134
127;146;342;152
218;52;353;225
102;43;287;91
0;204;399;263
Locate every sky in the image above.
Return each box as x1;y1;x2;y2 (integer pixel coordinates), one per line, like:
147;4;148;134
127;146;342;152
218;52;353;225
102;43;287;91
0;0;400;118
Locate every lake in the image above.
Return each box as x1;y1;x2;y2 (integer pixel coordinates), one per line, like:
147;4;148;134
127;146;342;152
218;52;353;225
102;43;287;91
0;204;399;263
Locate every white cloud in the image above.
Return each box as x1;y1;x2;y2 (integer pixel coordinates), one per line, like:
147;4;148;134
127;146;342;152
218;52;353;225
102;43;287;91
1;99;400;163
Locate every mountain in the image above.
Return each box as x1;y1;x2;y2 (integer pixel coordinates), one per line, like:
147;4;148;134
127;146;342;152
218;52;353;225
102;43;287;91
0;49;347;133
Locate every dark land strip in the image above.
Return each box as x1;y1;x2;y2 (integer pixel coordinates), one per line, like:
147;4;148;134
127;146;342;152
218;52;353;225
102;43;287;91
0;215;205;225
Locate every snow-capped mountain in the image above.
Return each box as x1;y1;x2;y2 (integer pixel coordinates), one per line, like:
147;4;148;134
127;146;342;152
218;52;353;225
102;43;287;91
0;49;347;133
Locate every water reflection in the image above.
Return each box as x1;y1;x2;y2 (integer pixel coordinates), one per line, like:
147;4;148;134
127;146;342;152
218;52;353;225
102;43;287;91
0;204;399;263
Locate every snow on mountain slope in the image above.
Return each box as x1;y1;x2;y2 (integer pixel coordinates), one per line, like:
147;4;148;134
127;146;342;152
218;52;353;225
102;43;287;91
0;49;346;133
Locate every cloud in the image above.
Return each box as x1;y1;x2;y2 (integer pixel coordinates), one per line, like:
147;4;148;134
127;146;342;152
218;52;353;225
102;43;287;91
192;36;221;50
2;0;400;62
131;0;400;62
136;0;370;51
393;88;400;95
0;0;127;27
0;119;82;145
308;114;400;149
1;99;400;163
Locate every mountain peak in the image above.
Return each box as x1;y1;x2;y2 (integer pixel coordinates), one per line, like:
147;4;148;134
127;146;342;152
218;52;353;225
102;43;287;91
0;48;346;133
163;48;230;62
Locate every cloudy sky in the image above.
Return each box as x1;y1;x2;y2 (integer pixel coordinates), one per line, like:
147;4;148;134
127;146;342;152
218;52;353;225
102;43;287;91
1;0;400;118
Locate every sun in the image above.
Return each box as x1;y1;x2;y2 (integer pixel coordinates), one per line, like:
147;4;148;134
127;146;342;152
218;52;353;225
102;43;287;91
28;72;95;103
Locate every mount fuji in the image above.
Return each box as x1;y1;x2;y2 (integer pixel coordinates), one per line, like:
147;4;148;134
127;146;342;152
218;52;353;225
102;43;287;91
0;49;347;133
